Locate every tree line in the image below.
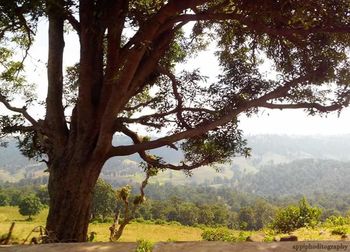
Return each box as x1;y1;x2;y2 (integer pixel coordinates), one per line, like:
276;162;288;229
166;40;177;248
2;179;350;233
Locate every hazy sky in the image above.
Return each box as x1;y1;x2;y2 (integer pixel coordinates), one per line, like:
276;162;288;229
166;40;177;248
21;21;350;136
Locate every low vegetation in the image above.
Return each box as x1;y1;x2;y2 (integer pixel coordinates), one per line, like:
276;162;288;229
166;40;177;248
2;179;350;244
1;205;350;244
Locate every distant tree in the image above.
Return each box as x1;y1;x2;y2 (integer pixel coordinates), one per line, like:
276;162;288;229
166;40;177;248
211;205;229;226
8;189;24;206
0;192;9;206
18;195;43;220
178;203;199;226
91;179;116;221
198;205;215;226
253;199;277;230
35;186;50;206
238;206;256;230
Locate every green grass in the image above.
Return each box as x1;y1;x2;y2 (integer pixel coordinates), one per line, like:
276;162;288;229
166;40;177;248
88;222;202;242
1;206;349;244
0;206;202;243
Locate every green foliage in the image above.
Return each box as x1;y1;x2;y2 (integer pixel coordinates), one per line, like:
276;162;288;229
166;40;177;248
331;226;349;236
136;239;154;252
34;186;49;206
91;179;116;221
272;197;321;233
0;193;9;206
263;229;277;242
325;216;350;227
18;194;43;220
238;200;276;231
201;228;237;242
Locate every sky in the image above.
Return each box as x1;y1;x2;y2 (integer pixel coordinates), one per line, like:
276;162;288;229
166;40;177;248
17;20;350;136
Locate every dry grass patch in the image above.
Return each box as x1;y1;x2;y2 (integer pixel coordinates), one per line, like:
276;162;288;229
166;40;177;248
89;223;203;242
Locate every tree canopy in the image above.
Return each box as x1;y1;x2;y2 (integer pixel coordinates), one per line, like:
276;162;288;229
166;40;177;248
1;0;350;242
1;0;349;169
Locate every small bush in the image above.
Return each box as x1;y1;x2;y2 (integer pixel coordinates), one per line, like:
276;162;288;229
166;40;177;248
136;239;154;252
325;216;349;226
90;217;113;223
263;229;277;242
168;221;181;226
237;231;251;241
154;219;167;225
201;228;237;242
140;219;155;225
131;218;157;225
331;226;349;236
133;218;146;223
271;197;321;233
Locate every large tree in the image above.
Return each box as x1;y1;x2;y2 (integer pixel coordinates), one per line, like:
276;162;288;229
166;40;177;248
1;0;350;242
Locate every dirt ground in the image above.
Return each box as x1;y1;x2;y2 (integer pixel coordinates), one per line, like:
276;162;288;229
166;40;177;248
1;241;350;252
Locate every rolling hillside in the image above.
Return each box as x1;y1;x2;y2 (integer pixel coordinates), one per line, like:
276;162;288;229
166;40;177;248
1;134;350;196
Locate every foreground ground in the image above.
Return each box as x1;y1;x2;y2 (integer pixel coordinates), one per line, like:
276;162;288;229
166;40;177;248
2;241;350;252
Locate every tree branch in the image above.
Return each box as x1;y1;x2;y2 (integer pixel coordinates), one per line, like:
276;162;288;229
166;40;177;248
63;9;80;35
123;97;160;112
2;125;35;134
120;125;211;171
166;12;350;46
46;0;68;146
261;102;347;112
118;107;215;126
108;73;315;157
158;66;192;129
0;94;38;127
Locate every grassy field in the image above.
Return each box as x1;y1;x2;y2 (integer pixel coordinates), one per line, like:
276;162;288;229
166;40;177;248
0;206;348;244
0;206;202;243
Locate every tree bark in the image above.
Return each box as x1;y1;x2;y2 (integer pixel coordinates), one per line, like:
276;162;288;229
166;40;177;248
45;152;104;242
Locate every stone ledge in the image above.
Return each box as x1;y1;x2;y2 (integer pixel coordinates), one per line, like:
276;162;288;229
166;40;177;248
2;241;350;252
0;242;137;252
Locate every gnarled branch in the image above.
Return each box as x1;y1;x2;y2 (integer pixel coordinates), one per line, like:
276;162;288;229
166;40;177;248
108;73;317;157
0;94;38;128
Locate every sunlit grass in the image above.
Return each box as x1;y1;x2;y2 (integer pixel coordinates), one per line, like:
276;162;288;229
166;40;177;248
1;206;349;243
292;226;347;241
0;206;202;243
89;222;202;242
0;206;48;223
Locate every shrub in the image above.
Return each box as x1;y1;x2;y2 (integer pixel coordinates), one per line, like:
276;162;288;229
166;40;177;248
331;226;349;236
136;239;154;252
133;217;146;223
263;228;277;242
271;197;321;233
237;231;251;241
154;219;167;225
325;216;349;226
201;228;237;242
168;221;181;226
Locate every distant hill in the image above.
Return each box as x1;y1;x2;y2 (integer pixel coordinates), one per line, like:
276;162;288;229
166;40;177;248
246;134;350;162
1;134;350;194
232;158;350;196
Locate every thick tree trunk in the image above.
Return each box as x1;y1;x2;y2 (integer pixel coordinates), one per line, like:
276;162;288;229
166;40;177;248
45;153;103;242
